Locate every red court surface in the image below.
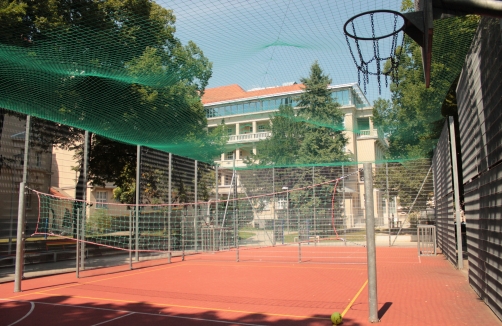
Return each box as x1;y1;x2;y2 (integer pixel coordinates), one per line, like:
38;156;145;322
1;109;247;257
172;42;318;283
1;247;500;326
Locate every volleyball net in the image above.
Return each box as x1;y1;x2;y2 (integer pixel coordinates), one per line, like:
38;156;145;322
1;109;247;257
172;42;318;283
31;168;364;260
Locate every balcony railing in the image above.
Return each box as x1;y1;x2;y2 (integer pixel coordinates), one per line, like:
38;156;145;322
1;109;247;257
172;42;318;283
356;129;384;140
228;132;271;143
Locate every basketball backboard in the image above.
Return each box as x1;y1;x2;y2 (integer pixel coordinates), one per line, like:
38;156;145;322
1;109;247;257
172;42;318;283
403;0;502;87
415;0;433;88
402;0;434;87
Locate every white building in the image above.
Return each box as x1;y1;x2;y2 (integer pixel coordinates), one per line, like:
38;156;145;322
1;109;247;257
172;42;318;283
202;82;390;225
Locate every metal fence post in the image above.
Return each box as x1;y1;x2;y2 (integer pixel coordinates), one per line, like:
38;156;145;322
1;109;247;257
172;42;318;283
135;145;140;261
168;153;172;254
14;115;30;293
386;162;391;247
195;160;198;252
129;210;133;270
81;130;89;270
449;116;464;270
313;166;317;245
76;208;80;278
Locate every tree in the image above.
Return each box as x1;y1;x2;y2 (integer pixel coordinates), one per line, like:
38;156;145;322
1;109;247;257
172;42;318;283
372;0;479;159
0;0;223;204
251;61;348;166
249;104;304;166
244;62;348;221
296;61;347;164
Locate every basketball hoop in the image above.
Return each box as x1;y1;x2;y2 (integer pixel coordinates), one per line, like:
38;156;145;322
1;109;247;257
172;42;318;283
344;10;406;94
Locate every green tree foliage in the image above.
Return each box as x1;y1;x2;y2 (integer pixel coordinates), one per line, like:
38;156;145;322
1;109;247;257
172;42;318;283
243;62;347;219
372;0;479;159
252;61;348;166
373;159;433;210
0;0;223;202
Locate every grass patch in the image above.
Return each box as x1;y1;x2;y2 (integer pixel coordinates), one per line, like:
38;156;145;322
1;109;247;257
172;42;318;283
0;236;63;243
239;231;255;240
284;232;299;243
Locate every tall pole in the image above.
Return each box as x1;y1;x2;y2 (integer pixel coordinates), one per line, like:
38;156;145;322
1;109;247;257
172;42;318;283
14;115;31;292
81;130;89;270
386;162;391;247
449;116;464;269
233;157;236;247
76;208;80;278
168;153;172;253
312;166;316;244
286;190;289;234
364;163;379;323
135;145;140;261
194;160;198;252
273;167;276;246
342;164;347;245
129;210;132;270
215;165;219;227
215;165;219;250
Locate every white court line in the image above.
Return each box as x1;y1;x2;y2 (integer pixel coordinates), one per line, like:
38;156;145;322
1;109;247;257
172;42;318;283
90;312;134;326
7;301;35;326
1;299;267;326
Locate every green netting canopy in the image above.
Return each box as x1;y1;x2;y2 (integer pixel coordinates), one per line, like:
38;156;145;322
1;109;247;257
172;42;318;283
0;0;478;163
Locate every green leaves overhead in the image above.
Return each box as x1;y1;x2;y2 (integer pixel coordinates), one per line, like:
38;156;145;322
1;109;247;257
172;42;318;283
372;5;479;159
0;0;218;161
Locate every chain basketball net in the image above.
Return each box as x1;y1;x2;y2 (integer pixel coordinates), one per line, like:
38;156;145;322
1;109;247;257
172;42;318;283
344;10;406;94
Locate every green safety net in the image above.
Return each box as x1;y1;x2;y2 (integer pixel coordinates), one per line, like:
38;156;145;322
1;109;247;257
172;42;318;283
0;0;479;164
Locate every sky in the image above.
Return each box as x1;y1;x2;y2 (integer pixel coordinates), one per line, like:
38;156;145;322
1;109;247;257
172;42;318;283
156;0;405;104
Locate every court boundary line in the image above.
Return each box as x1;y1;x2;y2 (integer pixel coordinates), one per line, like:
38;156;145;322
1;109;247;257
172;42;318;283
6;301;34;326
1;298;284;326
341;279;367;317
7;260;368;300
29;292;331;321
7;263;185;299
181;261;367;270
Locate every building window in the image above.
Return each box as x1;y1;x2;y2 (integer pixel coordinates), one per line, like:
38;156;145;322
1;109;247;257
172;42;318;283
227;128;233;135
276;198;287;210
96;191;108;209
226;151;234;160
258;125;266;132
242;125;252;134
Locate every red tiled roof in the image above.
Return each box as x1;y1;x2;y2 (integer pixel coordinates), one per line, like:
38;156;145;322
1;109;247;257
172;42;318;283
202;83;304;104
50;187;70;198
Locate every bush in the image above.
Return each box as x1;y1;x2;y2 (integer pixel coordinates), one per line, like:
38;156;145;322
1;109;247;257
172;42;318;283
86;209;113;234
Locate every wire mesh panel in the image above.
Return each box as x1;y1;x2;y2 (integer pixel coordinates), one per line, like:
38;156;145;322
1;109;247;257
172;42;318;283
374;159;434;248
418;225;436;256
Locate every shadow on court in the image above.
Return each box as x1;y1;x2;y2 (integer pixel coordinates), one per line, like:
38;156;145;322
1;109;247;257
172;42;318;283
1;295;364;326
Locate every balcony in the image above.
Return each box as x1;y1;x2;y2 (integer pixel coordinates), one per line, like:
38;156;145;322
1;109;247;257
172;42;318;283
228;132;271;144
356;129;384;139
